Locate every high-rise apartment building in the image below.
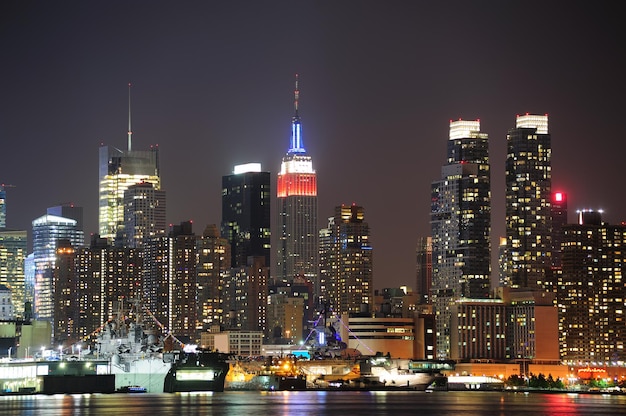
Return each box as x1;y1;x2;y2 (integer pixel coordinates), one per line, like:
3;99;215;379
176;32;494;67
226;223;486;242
32;212;84;328
123;182;166;248
98;86;160;243
196;224;231;332
550;191;568;269
319;204;373;316
221;163;271;268
54;236;143;345
505;114;552;291
143;221;199;341
558;211;625;363
276;75;319;294
222;256;268;334
430;119;491;359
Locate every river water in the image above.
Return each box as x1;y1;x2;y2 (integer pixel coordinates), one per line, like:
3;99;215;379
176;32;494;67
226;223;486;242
1;390;624;415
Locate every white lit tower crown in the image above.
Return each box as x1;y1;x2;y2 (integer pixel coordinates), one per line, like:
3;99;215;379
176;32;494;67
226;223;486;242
276;75;319;296
99;84;160;243
505;114;552;291
430;119;491;359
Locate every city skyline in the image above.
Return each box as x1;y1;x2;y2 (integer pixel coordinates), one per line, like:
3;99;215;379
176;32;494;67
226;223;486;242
1;1;625;290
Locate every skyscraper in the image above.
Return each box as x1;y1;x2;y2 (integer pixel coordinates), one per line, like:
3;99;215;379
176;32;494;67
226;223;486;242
98;85;160;243
32;212;84;328
430;119;491;359
0;229;27;318
0;185;28;318
319;204;373;316
276;75;318;293
505;114;552;291
221;163;271;268
196;224;231;331
415;236;432;305
558;211;626;363
550;191;568;269
123;182;167;248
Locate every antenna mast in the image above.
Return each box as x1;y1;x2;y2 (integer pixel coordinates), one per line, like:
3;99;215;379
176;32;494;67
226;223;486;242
127;83;132;152
294;73;299;118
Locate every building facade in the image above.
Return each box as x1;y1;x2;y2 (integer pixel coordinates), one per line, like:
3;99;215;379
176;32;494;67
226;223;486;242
0;229;27;318
319;204;373;316
123;182;166;248
32;213;84;328
221;163;271;269
276;75;319;295
222;256;269;334
196;224;231;332
558;211;625;363
430;119;491;359
415;236;432;305
505;114;552;291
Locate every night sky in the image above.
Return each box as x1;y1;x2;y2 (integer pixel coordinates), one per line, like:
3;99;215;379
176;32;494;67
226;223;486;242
1;1;624;290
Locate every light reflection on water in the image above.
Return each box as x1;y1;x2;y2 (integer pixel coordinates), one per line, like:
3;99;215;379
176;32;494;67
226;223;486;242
1;391;625;416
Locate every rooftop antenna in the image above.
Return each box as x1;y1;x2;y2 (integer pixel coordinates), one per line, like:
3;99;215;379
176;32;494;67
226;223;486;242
127;82;132;152
293;73;300;119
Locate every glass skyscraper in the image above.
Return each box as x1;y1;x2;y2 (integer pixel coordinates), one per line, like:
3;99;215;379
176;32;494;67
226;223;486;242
32;212;84;327
221;163;271;269
430;119;491;359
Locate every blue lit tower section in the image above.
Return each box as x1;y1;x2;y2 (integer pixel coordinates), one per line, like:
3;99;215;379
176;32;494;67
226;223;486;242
505;114;552;291
276;74;319;297
430;119;491;359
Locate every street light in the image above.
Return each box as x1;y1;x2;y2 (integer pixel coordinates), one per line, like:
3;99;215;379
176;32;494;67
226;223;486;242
77;345;81;360
59;345;63;360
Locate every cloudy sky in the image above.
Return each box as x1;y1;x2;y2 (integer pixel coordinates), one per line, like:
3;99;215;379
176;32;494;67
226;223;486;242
1;1;624;289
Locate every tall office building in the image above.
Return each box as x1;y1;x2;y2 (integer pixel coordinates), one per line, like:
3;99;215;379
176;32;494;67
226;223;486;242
99;86;160;243
32;212;84;328
276;75;319;293
221;163;271;268
558;211;625;363
319;204;373;316
505;114;552;291
0;229;27;318
0;186;27;318
123;182;167;248
430;119;491;359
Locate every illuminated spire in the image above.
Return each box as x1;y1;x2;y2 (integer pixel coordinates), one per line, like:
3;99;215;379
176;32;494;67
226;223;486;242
294;73;300;118
289;74;305;153
127;82;132;152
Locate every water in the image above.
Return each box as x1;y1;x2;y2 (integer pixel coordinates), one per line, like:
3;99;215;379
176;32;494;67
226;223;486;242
1;391;624;416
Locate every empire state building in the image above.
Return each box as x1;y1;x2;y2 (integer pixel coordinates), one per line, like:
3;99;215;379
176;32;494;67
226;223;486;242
276;75;319;296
